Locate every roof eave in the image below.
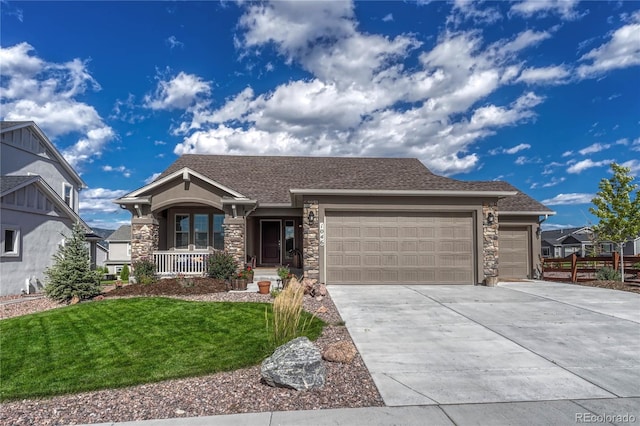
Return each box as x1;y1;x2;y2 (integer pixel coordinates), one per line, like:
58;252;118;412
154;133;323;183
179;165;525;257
289;189;518;197
500;211;557;216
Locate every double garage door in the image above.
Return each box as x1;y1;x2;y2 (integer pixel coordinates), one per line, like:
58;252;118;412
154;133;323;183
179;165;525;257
326;211;475;284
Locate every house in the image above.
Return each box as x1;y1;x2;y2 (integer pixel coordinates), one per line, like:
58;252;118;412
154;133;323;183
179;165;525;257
105;225;131;276
0;121;99;296
114;154;554;284
542;227;640;258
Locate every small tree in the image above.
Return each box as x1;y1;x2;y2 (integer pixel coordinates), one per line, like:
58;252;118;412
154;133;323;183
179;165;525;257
45;222;102;302
589;163;640;282
120;264;130;282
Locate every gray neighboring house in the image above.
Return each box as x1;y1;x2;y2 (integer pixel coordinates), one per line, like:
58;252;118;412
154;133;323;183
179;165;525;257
115;154;554;284
105;225;131;276
542;227;640;258
0;121;98;296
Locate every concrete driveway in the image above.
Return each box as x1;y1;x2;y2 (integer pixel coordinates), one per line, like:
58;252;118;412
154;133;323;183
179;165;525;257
328;281;640;407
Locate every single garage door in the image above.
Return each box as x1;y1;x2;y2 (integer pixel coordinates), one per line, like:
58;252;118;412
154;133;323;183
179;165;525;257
499;227;530;279
326;211;474;284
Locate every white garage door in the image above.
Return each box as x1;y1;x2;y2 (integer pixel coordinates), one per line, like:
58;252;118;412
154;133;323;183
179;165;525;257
325;212;474;284
499;227;530;279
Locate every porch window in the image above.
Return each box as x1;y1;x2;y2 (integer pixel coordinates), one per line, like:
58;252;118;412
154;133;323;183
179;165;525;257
175;214;190;249
194;214;209;249
213;214;224;250
284;220;295;259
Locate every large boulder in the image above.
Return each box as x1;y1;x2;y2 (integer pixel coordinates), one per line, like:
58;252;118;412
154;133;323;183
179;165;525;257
261;337;326;390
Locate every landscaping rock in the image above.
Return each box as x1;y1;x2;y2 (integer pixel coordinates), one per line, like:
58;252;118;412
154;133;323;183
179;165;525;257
322;341;357;364
261;337;326;390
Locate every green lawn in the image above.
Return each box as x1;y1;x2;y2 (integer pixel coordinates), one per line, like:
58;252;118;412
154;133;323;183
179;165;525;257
0;297;324;401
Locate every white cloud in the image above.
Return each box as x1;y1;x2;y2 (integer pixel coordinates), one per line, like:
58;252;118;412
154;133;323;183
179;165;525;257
166;35;184;50
102;165;131;178
631;137;640;152
620;159;640;175
567;158;613;174
542;176;565;188
561;150;573;157
173;2;550;175
509;0;583;20
382;13;393;22
577;12;640;78
541;193;595;205
144;70;212;111
516;65;570;84
578;142;611;155
79;188;129;214
504;143;531;154
0;42;115;168
144;173;162;184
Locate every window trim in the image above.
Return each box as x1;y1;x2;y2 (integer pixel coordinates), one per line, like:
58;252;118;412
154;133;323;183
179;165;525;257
62;183;73;209
2;226;20;257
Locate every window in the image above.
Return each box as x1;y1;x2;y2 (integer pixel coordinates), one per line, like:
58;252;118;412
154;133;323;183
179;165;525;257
542;247;551;257
175;214;190;249
126;243;131;257
600;243;613;253
213;214;224;250
284;220;295;259
2;227;20;257
63;183;73;208
194;214;209;249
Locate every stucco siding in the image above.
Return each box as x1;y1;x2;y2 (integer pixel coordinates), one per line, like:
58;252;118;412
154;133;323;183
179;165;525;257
0;207;74;296
109;241;130;263
2;139;80;212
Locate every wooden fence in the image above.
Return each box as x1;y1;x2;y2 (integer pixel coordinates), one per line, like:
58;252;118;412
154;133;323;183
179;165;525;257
542;253;640;283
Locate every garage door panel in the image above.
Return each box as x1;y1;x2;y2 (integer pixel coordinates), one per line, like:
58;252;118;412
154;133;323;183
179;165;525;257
499;227;530;279
326;212;474;284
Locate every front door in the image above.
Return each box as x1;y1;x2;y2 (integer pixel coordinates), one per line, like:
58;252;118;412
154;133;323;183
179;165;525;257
261;220;281;265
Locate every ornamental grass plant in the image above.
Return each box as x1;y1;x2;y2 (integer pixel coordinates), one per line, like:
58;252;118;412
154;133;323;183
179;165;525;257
267;277;316;349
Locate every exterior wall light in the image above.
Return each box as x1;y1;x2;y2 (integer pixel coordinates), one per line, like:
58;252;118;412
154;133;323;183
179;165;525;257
308;211;315;225
487;212;495;225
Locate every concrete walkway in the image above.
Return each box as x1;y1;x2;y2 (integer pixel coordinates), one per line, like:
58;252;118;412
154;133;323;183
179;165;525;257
87;281;640;425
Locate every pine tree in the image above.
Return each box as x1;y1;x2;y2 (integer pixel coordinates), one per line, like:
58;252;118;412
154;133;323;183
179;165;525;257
589;163;640;282
120;264;130;281
45;221;102;302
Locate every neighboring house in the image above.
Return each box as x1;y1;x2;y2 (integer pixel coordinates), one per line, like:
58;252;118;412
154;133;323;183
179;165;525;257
542;227;640;258
95;243;109;268
0;121;98;296
115;154;554;284
105;225;131;276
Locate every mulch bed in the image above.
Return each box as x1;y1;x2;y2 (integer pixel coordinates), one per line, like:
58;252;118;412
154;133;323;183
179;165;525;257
106;277;228;296
571;280;640;294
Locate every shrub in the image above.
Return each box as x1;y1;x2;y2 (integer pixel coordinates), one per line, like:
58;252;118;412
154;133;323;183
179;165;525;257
207;251;237;280
266;276;315;349
44;222;102;303
596;266;621;281
277;266;292;281
120;264;130;282
132;258;156;285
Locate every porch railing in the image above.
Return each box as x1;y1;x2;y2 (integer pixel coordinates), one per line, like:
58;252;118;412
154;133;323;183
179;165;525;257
153;251;211;276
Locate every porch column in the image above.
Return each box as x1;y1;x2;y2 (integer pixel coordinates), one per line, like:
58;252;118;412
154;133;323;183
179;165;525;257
223;217;245;268
303;199;320;281
483;201;499;285
131;216;159;264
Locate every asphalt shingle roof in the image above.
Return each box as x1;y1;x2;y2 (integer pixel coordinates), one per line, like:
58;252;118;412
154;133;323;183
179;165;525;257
153;154;552;213
107;225;131;242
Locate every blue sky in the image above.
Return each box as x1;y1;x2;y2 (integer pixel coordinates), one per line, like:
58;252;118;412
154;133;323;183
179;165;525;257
1;0;639;231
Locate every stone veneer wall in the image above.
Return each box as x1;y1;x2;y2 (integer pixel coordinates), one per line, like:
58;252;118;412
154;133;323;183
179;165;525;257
223;217;245;269
303;200;320;280
131;218;159;264
482;201;499;283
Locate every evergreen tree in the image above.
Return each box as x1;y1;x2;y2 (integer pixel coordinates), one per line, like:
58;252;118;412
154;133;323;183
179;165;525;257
589;163;640;282
45;222;102;302
120;264;130;281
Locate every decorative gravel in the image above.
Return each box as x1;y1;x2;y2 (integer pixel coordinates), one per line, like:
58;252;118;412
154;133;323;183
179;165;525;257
0;287;383;425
